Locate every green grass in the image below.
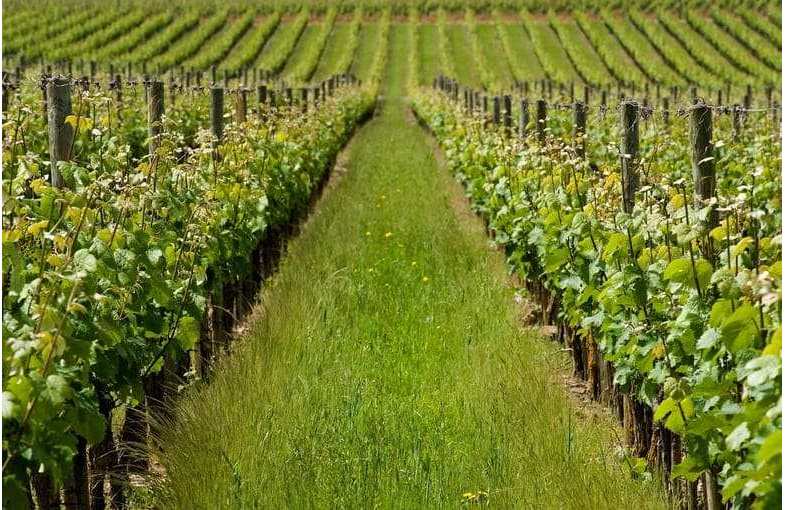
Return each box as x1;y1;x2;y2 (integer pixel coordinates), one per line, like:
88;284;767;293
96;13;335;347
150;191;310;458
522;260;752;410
155;18;667;510
418;22;439;86
350;20;380;81
312;21;352;81
498;21;547;82
446;22;481;89
476;22;515;88
281;23;320;77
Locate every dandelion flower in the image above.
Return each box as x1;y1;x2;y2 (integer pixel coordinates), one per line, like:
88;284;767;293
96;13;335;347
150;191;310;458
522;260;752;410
384;232;393;238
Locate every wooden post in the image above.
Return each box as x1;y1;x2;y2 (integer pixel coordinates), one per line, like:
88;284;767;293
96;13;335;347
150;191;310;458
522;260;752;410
536;99;547;143
732;104;742;140
620;101;639;213
704;470;723;510
503;94;512;131
743;85;752;125
492;96;501;125
168;73;177;107
2;71;10;113
519;99;529;138
574;100;587;159
257;84;267;114
301;87;308;113
690;102;716;226
236;88;247;123
662;97;670;127
114;74;123;103
210;87;224;160
210;65;217;85
147;80;164;157
47;76;73;189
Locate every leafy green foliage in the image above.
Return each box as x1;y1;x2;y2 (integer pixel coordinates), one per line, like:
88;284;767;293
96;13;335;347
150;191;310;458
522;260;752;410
2;76;374;496
414;85;781;508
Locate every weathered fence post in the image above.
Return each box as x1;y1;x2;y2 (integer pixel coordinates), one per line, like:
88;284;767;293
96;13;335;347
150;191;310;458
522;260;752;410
620;101;639;213
47;76;73;188
536;99;547;143
574;100;587;159
503;94;512;132
732;104;742;141
257;84;268;116
301;87;308;113
210;87;224;164
148;80;164;157
518;98;529;139
662;97;670;127
492;96;501;125
114;73;123;103
236;88;248;123
690;102;716;227
2;74;9;113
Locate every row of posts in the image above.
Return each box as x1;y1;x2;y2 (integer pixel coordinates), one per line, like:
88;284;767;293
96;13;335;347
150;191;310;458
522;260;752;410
434;76;719;225
435;75;777;143
4;54;776;111
7;56;286;88
42;73;360;188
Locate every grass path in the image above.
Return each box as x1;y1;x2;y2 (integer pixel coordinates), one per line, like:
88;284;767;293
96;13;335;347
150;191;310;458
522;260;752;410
156;23;665;510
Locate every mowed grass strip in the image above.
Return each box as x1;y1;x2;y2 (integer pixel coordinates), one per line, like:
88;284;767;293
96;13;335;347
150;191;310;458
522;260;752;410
350;20;380;81
157;22;666;510
418;22;440;86
312;22;352;82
